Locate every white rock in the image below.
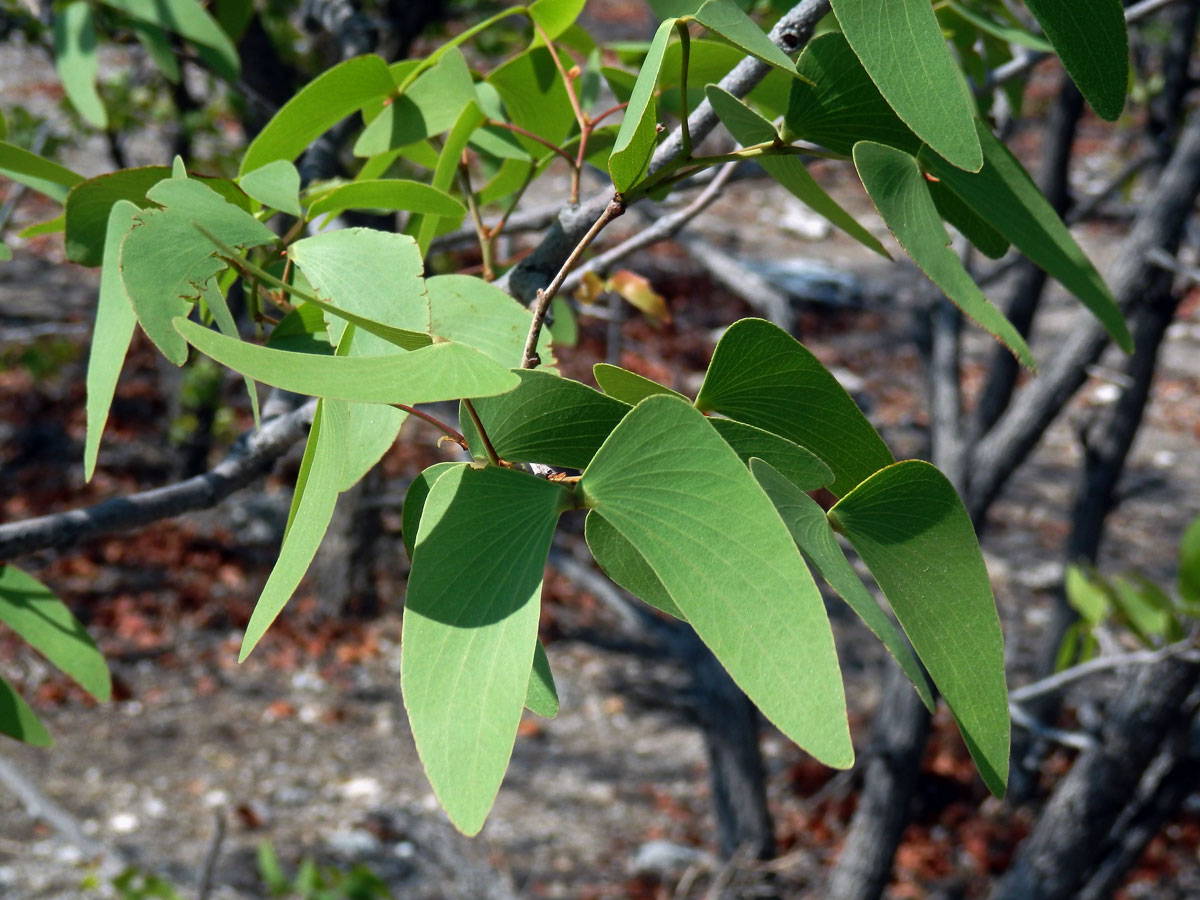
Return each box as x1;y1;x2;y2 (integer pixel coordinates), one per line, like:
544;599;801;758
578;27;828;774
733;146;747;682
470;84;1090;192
109;812;139;834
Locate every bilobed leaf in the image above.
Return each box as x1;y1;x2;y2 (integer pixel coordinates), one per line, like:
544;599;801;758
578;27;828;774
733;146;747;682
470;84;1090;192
750;460;933;711
784;32;920;157
176;318;519;404
0;565;111;703
0;676;52;747
428;275;548;366
580;396;852;767
266;304;331;356
240;55;394;175
945;1;1052;54
55;2;107;128
710;419;832;491
707;85;887;257
402;465;567;834
609;19;675;192
85;200;139;482
307;180;465;222
526;641;559;718
401;462;467;559
239;160;301;217
241;400;346;660
66;166;172;266
0;140;83;204
100;0;239;81
689;0;796;75
829;460;1008;796
695;318;892;497
530;0;586;41
919;123;1132;352
120;177;275;364
488;48;578;153
593;363;684;405
853;141;1034;369
354;49;476;157
289;229;429;350
1023;0;1127;121
928;179;1009;260
830;0;981;171
461;369;630;468
584;510;683;619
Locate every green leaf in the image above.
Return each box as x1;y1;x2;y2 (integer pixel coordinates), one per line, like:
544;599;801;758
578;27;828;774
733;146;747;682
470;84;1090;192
84;200;139;482
1178;514;1200;610
354;49;476;157
0;565;112;702
402;465;566;834
1065;565;1111;624
593;363;684;405
240;399;347;660
688;0;796;75
0;140;83;204
548;296;577;347
54;2;107;128
129;19;180;81
784;32;920;157
919;123;1132;353
488;48;578;153
609;18;676;193
307;180;466;222
830;0;981;171
750;460;933;711
200;279;260;425
462;369;630;468
266;304;332;356
706;85;888;257
852;141;1034;369
695;318;893;497
289;229;429;350
529;0;586;41
0;676;52;746
239;160;301;217
176;319;520;404
411;102;484;256
18;214;65;238
120;177;275;364
584;510;683;619
525;641;559;718
240;55;395;176
401;462;467;559
829;460;1008;796
428;274;548;366
928;179;1009;260
66;166;171;266
0;243;10;262
1023;0;1128;121
710;418;832;491
945;1;1052;54
580;395;852;767
100;0;240;82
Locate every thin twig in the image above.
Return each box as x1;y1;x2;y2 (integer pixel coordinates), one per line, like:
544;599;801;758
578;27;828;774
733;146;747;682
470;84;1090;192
1009;702;1098;751
486;119;576;166
1010;639;1200;704
391;404;468;447
521;197;626;368
456;162;494;280
462;398;501;466
196;808;227;900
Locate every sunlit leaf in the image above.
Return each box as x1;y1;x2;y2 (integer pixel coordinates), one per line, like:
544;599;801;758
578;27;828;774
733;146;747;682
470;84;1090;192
593;363;684;405
584;510;683;619
307;180;465;222
428;274;548;366
239;160;301;217
609;19;675;192
0;676;52;746
100;0;240;81
54;2;107;128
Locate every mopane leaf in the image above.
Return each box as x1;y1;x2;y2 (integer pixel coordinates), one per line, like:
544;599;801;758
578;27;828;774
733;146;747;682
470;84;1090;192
919;123;1132;352
266;304;331;356
750;460;933;711
580;396;852;767
240;55;394;175
593;363;685;405
428;275;548;366
707;85;887;257
401;462;469;560
65;166;195;266
402;465;567;834
307;180;465;222
695;318;892;497
55;2;107;128
0;565;111;702
1023;0;1128;121
100;0;239;81
121;177;275;364
526;641;559;718
488;48;578;153
584;510;683;619
852;141;1034;369
85;200;138;482
241;399;347;660
354;49;476;157
461;370;630;468
830;0;981;171
928;179;1009;260
530;0;587;41
710;418;832;491
0;140;83;204
176;319;520;405
239;160;301;217
689;0;797;76
609;19;676;192
829;460;1008;796
0;676;52;747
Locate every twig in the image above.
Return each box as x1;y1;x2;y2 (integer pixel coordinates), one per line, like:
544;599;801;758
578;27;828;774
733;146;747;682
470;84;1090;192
196;808;227;900
0;756;121;865
391;404;468;447
521;197;625;368
1009;702;1098;751
0;399;316;560
456;162;494;280
486;119;576;166
1010;639;1200;704
462;398;501;466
